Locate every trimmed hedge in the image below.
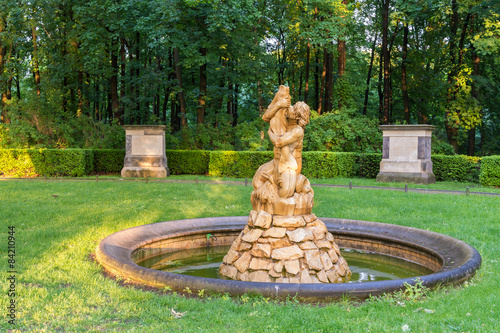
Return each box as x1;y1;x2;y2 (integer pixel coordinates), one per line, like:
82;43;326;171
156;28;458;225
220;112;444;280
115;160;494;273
93;149;125;173
480;156;500;186
209;151;273;177
358;153;382;179
431;155;480;182
302;152;357;178
1;149;499;186
166;150;210;175
0;149;94;177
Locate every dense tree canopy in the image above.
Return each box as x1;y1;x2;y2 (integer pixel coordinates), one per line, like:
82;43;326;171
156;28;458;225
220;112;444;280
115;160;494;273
0;0;499;155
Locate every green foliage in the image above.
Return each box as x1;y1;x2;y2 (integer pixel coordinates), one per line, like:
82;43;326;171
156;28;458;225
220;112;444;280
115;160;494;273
166;150;210;175
93;150;126;173
208;151;273;177
303;111;382;153
431;135;456;155
358;153;382;178
479;156;500;186
234;119;272;151
432;154;480;182
0;149;94;177
301;152;358;178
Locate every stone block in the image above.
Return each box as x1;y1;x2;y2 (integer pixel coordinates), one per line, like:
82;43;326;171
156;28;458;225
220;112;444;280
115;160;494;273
222;250;239;264
241;228;264;243
234;252;252;273
286;228;314;243
284;260;300;275
220;264;238;280
249;258;273;271
267;237;292;249
271;245;304;260
251;243;271;258
248;270;272;283
273;215;306;228
304;250;323;271
253;210;272;229
298;241;318;250
262;227;287;238
320;252;334;271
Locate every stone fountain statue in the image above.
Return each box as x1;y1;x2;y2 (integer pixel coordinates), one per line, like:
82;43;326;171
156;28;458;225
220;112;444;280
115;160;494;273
219;86;351;283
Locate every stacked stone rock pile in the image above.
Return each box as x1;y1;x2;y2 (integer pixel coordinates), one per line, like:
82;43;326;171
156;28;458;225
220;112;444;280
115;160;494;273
219;210;351;283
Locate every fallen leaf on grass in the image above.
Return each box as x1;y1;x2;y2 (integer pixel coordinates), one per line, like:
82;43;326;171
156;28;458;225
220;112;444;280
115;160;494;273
171;308;187;319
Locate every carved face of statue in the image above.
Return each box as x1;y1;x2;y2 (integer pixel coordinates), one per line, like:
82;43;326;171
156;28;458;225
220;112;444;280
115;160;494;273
288;102;310;127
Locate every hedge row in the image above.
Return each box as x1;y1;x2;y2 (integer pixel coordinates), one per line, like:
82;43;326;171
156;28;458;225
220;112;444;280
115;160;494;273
1;149;498;186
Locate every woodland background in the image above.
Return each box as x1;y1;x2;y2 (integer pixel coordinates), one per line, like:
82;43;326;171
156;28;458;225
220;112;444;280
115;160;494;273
0;0;499;156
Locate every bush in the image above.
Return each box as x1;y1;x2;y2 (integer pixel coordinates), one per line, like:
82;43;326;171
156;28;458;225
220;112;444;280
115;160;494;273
166;150;210;175
0;149;94;177
480;156;500;186
208;151;273;177
358;153;382;178
93;150;125;173
432;155;479;182
302;152;357;178
303;111;382;153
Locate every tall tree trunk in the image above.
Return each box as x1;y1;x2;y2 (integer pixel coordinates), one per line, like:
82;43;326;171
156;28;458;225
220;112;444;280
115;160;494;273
198;48;207;124
173;48;187;128
318;48;327;115
0;18;8;123
304;41;310;104
32;26;41;97
381;0;391;124
233;84;239;127
119;38;126;121
363;32;378;115
110;38;120;123
468;41;480;156
402;23;410;123
314;52;319;110
378;46;384;123
326;51;334;113
446;0;471;152
135;32;140;123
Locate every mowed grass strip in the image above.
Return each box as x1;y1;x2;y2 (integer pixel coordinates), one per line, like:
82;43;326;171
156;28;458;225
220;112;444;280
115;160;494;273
0;180;498;332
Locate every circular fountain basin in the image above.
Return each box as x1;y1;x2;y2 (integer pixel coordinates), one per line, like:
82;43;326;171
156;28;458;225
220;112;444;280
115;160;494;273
96;217;481;302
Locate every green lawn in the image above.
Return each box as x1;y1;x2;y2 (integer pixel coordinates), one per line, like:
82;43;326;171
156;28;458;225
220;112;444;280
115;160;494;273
1;179;499;332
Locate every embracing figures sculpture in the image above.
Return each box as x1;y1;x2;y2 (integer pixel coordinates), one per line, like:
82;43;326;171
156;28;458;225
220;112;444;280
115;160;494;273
219;86;351;283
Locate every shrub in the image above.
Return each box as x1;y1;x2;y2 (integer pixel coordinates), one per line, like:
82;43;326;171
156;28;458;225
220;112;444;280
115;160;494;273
432;155;479;182
166;150;210;175
303;111;382;153
480;156;500;186
358;153;382;178
302;152;357;178
208;151;273;177
0;149;94;177
93;150;125;173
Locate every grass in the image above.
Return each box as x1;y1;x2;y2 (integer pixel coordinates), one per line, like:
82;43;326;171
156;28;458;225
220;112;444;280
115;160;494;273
0;178;499;332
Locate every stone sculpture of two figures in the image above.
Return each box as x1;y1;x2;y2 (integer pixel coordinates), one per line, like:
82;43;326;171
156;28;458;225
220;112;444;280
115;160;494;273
219;86;351;283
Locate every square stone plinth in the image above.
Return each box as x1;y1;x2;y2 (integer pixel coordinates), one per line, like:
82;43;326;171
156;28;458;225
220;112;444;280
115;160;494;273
376;125;435;184
121;125;169;178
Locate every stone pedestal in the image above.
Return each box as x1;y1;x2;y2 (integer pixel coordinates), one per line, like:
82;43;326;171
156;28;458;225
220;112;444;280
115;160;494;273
376;125;435;184
219;211;351;283
121;125;169;178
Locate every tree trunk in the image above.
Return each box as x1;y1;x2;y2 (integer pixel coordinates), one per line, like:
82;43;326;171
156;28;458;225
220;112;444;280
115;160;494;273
363;32;378;115
318;48;327;115
304;41;310;104
0;18;8;123
468;42;480;156
326;51;334;112
173;48;187;128
119;38;126;121
32;26;41;97
381;0;390;124
402;23;410;123
314;52;319;110
198;48;207;124
110;38;121;123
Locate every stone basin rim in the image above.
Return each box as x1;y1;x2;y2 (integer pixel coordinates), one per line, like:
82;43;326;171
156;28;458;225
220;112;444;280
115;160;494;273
95;216;481;301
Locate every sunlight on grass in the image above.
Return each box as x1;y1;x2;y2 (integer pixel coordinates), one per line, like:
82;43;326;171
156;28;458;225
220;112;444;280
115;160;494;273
0;179;498;331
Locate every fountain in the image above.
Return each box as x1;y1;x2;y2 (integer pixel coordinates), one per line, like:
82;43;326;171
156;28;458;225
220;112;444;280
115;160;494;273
218;86;351;284
95;86;481;301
